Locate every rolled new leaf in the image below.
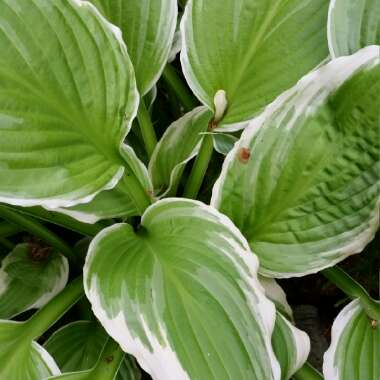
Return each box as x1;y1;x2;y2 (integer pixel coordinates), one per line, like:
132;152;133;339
323;299;380;380
0;244;68;319
149;107;212;196
272;312;310;380
181;0;329;127
212;46;380;277
0;0;139;208
91;0;177;95
84;198;280;380
328;0;380;58
0;321;61;379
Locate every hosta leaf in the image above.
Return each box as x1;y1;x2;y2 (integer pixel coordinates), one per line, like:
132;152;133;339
45;320;142;380
51;145;153;223
91;0;178;95
0;321;61;379
328;0;380;58
0;244;68;319
211;46;380;277
181;0;329;126
323;299;380;380
84;198;280;380
149;107;212;196
272;312;310;380
0;0;139;208
45;321;107;372
46;338;124;380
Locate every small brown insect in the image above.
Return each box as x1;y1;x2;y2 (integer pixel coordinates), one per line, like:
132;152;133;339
370;319;378;329
105;355;114;363
238;147;250;163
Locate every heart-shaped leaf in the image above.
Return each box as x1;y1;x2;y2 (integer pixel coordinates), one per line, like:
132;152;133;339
149;107;211;196
0;321;61;379
323;299;380;380
0;0;139;208
91;0;177;95
328;0;380;58
211;46;380;277
84;198;280;380
181;0;329;126
51;145;153;223
0;244;68;319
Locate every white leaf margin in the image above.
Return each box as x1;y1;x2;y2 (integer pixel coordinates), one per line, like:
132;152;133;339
0;0;140;210
84;198;281;380
211;45;380;278
322;299;361;380
276;312;310;379
148;106;209;198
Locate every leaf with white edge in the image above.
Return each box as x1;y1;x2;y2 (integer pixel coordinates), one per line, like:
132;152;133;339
212;46;380;277
91;0;178;95
0;244;68;319
0;0;139;209
44;321;107;372
323;299;380;380
328;0;380;58
272;312;310;380
0;320;61;379
51;145;153;224
149;107;212;196
212;133;239;156
260;277;293;320
84;198;280;380
181;0;329;127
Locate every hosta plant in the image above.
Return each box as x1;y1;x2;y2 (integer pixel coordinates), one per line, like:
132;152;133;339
0;0;379;379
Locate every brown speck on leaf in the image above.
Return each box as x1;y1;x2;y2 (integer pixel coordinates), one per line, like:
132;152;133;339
370;319;378;329
105;355;114;363
27;239;52;262
208;119;217;130
238;147;250;163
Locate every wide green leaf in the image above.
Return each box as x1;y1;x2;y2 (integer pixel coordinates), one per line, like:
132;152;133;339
181;0;329;126
211;46;380;277
272;313;310;380
328;0;380;58
149;107;211;196
323;299;380;380
84;198;280;380
0;244;68;319
91;0;178;95
51;145;153;223
0;0;139;208
0;320;61;379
